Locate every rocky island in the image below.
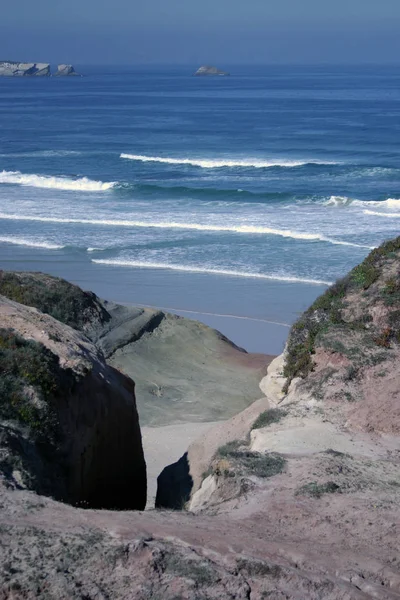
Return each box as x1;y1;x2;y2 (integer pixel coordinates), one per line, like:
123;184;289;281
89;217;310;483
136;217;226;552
194;65;230;76
55;64;81;76
0;61;80;77
0;236;399;599
0;61;50;77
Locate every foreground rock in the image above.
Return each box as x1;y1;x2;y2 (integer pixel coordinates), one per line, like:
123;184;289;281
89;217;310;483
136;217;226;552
55;64;80;76
0;61;50;76
194;65;230;76
0;294;146;510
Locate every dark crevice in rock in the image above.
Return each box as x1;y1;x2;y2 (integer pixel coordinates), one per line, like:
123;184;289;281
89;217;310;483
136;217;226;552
156;452;193;509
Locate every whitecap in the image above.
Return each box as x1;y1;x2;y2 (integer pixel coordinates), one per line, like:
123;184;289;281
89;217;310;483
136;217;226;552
0;170;115;192
0;236;64;250
120;153;336;169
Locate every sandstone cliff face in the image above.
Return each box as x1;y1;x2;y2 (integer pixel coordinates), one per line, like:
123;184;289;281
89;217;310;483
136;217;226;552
0;62;50;76
0;295;146;510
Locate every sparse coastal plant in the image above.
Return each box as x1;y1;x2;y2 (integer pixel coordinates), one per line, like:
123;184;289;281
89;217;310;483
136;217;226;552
215;441;286;479
0;328;75;441
283;236;400;392
251;408;287;430
295;481;341;498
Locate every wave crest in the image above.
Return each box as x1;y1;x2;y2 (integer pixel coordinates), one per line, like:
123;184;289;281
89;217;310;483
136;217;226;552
325;196;400;210
120;153;335;169
0;170;115;192
0;212;372;248
0;236;64;249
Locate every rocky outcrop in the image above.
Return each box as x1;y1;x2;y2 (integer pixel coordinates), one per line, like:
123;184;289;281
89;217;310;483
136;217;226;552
194;65;230;76
55;64;80;76
0;270;269;428
0;295;146;510
0;61;50;76
0;243;400;598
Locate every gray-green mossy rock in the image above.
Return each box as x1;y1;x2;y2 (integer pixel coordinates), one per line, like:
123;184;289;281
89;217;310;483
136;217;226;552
0;270;270;427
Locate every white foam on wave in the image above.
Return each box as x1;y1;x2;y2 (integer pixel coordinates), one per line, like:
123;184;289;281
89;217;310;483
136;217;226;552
0;170;115;192
0;212;373;249
120;153;335;169
325;196;400;210
0;236;64;250
92;259;332;286
364;210;400;218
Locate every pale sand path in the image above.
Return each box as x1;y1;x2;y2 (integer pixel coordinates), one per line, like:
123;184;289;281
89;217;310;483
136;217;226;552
141;421;220;507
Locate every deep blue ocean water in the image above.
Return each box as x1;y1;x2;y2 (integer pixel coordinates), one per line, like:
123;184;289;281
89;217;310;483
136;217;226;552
0;65;399;351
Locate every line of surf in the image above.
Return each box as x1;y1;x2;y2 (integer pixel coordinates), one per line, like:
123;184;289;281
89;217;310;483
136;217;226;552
364;209;400;218
120;153;336;169
0;170;115;192
0;213;373;248
325;196;400;210
92;259;332;286
0;236;64;250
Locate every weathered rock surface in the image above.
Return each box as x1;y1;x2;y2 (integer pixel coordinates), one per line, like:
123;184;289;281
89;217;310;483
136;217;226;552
55;63;80;76
0;61;50;76
0;294;146;510
194;65;230;76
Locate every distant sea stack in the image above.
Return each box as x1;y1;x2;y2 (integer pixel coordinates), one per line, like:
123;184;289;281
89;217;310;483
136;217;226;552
0;61;50;77
55;64;81;77
194;65;230;76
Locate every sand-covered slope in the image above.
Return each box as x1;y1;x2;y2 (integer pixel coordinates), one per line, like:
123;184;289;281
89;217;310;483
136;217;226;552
0;271;270;427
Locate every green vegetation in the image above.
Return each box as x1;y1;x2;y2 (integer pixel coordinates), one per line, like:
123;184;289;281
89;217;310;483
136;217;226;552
237;557;281;578
251;408;287;430
0;271;110;331
295;481;341;498
163;552;216;586
216;439;244;457
0;328;74;440
216;441;286;479
283;236;400;392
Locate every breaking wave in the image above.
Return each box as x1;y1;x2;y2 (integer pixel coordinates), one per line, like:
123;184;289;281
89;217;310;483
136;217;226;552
364;210;400;218
0;170;116;191
0;213;373;248
120;153;336;169
92;259;332;286
0;236;64;250
324;196;400;210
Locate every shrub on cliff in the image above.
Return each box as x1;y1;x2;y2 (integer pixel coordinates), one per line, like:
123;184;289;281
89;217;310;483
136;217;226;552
0;271;110;332
0;328;75;441
283;236;400;392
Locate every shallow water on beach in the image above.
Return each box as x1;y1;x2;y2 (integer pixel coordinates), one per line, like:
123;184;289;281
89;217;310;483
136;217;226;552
0;65;399;352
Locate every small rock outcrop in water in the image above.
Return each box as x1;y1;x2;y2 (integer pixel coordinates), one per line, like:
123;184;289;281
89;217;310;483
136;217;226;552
0;61;50;76
55;64;80;76
194;65;230;76
0;288;146;509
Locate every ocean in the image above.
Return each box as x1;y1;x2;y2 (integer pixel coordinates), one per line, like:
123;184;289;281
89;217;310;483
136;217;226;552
0;65;399;353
